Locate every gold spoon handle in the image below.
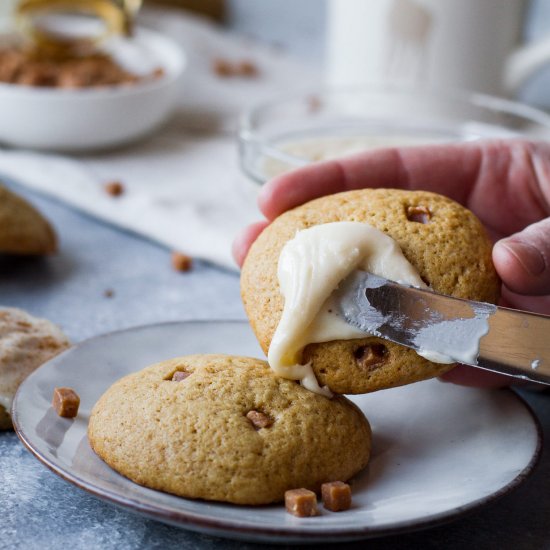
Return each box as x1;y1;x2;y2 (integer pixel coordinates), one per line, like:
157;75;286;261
16;0;142;56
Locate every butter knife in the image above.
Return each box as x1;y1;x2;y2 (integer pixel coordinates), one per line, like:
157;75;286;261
333;271;550;385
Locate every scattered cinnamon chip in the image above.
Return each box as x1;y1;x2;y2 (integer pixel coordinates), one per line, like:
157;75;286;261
171;252;193;272
212;57;259;78
354;343;388;370
406;205;432;224
212;58;234;77
237;60;258;77
246;410;273;429
172;371;191;382
52;387;80;418
285;488;318;517
104;181;125;197
152;67;165;79
307;95;322;113
321;481;352;512
103;289;114;298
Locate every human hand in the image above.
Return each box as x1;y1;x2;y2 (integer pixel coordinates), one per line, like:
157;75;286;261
233;139;550;388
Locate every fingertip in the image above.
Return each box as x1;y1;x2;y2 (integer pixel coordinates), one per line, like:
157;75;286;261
493;239;548;295
259;169;312;220
232;221;268;268
258;176;284;220
258;160;349;220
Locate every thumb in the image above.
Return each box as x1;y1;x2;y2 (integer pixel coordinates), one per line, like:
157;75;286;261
493;217;550;295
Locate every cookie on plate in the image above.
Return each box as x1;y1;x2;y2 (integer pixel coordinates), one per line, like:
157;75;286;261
0;184;57;255
88;354;371;505
241;189;500;395
0;307;70;429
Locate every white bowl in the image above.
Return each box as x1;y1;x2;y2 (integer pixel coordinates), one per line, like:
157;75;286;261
0;27;186;152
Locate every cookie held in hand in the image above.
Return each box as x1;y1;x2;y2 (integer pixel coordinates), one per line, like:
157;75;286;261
88;354;371;505
241;189;500;395
0;184;57;255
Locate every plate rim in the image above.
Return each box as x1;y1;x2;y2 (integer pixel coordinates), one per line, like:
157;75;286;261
12;319;544;543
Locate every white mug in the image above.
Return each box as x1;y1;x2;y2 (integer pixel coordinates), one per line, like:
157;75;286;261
326;0;550;96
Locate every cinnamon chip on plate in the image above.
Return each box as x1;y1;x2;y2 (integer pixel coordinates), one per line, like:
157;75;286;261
52;387;80;418
285;488;318;517
321;481;352;512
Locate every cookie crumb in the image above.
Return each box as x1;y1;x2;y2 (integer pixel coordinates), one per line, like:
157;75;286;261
321;481;351;512
171;252;193;272
285;488;318;517
104;181;125;197
103;289;114;298
52;387;80;418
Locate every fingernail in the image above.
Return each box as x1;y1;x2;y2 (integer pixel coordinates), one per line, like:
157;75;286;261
501;241;546;276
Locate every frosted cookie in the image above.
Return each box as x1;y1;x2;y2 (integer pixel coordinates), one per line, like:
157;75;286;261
241;189;500;395
0;307;70;429
0;184;57;255
88;354;371;505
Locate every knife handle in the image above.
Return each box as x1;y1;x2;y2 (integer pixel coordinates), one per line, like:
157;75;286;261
479;307;550;384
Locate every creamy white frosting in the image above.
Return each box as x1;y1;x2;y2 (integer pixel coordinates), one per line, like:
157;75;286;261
267;222;427;395
414;319;487;365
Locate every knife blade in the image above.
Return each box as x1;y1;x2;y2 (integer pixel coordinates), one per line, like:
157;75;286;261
333;271;550;385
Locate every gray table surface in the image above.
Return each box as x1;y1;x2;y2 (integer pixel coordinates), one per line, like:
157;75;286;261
2;180;550;550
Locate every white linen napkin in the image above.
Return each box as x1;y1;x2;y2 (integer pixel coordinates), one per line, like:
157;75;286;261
0;8;319;270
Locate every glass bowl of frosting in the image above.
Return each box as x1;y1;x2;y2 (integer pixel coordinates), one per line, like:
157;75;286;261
238;86;550;185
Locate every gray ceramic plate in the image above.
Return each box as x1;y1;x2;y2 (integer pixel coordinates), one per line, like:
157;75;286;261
12;320;541;544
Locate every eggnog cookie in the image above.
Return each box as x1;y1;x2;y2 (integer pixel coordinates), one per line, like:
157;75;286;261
0;307;70;429
241;189;500;395
0;184;57;255
88;354;371;505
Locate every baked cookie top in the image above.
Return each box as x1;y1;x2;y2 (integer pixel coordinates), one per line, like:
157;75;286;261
241;189;500;394
88;354;371;505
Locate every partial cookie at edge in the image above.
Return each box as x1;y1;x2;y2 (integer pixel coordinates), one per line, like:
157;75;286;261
0;184;57;255
0;307;70;429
